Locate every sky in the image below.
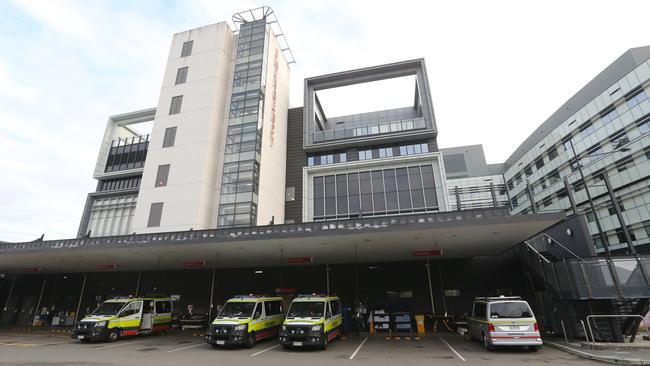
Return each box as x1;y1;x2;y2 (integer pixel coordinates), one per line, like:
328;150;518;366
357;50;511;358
1;0;649;242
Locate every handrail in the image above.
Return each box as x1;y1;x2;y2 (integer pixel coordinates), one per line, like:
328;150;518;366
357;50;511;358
579;319;591;349
560;319;569;344
586;315;649;344
544;233;584;262
524;240;551;264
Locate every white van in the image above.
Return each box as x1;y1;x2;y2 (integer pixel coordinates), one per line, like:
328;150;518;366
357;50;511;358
467;296;542;351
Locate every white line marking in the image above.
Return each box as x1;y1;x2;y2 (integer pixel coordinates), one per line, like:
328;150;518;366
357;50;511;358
437;335;466;362
545;341;620;361
94;339;148;350
250;343;280;356
167;342;206;353
349;337;368;360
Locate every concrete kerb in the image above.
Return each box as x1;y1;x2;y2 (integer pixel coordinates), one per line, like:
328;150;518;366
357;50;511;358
546;340;650;365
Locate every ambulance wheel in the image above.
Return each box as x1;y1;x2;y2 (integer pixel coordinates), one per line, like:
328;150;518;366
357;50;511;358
320;337;328;350
282;344;292;350
107;329;120;343
529;345;542;352
245;332;256;348
482;334;494;351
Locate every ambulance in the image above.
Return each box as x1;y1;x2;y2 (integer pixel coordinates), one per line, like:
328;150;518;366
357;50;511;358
279;295;342;350
206;295;285;348
71;296;173;342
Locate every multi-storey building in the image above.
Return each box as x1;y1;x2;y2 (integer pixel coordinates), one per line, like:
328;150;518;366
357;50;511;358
503;46;650;254
78;8;292;237
1;8;649;342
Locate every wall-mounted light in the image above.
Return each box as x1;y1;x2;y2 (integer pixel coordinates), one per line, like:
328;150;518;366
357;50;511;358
566;228;573;236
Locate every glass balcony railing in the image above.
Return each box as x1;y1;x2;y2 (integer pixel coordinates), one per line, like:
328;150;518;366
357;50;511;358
312;117;427;143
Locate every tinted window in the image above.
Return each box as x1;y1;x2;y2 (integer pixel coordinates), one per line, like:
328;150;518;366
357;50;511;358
181;40;193;57
264;300;283;316
219;302;255;318
163;127;177;148
287;301;324;318
155;164;170;187
489;302;533;319
155;301;172;314
330;300;341;315
147;202;163;227
175;66;188;84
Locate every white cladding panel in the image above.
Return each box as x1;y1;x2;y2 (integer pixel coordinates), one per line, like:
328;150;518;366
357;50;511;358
132;22;236;233
257;28;290;225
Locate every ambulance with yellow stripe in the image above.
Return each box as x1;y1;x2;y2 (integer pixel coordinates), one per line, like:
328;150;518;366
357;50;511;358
206;295;285;348
467;296;543;351
72;297;173;342
279;295;342;350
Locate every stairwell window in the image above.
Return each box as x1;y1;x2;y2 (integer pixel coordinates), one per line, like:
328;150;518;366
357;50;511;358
175;67;188;85
147;203;164;227
169;95;183;115
181;40;193;57
155;164;170;187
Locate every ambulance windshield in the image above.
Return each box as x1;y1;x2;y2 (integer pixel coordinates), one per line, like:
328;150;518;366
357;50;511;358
91;302;125;316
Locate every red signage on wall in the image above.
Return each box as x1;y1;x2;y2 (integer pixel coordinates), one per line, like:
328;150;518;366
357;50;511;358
24;267;42;273
97;264;117;270
183;261;206;268
412;250;443;257
275;288;297;294
287;256;313;263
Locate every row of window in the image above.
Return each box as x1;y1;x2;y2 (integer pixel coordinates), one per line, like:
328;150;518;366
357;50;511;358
508;87;649;190
217;19;267;228
104;139;148;172
312;165;438;220
306;143;431;167
97;176;141;192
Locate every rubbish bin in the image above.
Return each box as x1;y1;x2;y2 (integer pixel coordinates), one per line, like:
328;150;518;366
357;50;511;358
415;315;425;334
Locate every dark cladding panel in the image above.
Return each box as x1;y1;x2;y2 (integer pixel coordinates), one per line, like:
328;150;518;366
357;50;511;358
284;107;305;223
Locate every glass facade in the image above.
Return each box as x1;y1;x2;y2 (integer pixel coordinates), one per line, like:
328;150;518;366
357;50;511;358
312;164;438;220
217;19;268;228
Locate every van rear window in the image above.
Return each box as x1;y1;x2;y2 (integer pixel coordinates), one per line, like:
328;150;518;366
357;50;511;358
489;302;532;319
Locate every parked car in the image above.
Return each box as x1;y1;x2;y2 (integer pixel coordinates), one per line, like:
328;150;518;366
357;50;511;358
467;296;542;351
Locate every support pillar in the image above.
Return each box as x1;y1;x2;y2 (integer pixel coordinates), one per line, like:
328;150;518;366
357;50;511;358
3;274;18;311
208;268;216;321
564;178;578;214
33;276;47;325
325;264;330;295
73;273;87;324
135;272;142;297
425;259;436;331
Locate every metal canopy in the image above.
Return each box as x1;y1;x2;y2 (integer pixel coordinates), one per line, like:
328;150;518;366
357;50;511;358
232;6;296;65
0;209;565;274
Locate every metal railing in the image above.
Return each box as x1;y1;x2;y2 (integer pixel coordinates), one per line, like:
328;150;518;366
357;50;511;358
312;117;426;143
0;208;510;253
586;315;649;346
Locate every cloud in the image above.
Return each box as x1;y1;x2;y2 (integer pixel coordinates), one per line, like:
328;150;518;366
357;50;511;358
1;0;650;242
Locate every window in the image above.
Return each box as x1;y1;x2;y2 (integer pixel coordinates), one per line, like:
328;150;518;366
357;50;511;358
578;121;595;138
307;156;315;166
547;169;561;184
542;196;552;207
162;127;177;148
600;107;618;124
264;301;283;316
615;228;635;244
645;147;650;160
608;129;628;146
175;66;188;85
330;300;341;315
155;301;171;314
336;174;348;215
547;146;558;161
636;116;650;134
607;197;625;215
523;165;532;176
339;153;347;162
155;164;170;187
615;156;634;172
181;40;193;57
120;302;142;317
626;89;648;109
515;173;522;185
562;137;573;152
534;157;545;169
285;187;295;202
169;95;183;115
358;150;372;160
147;202;164;227
253;304;262;319
379;147;393;158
